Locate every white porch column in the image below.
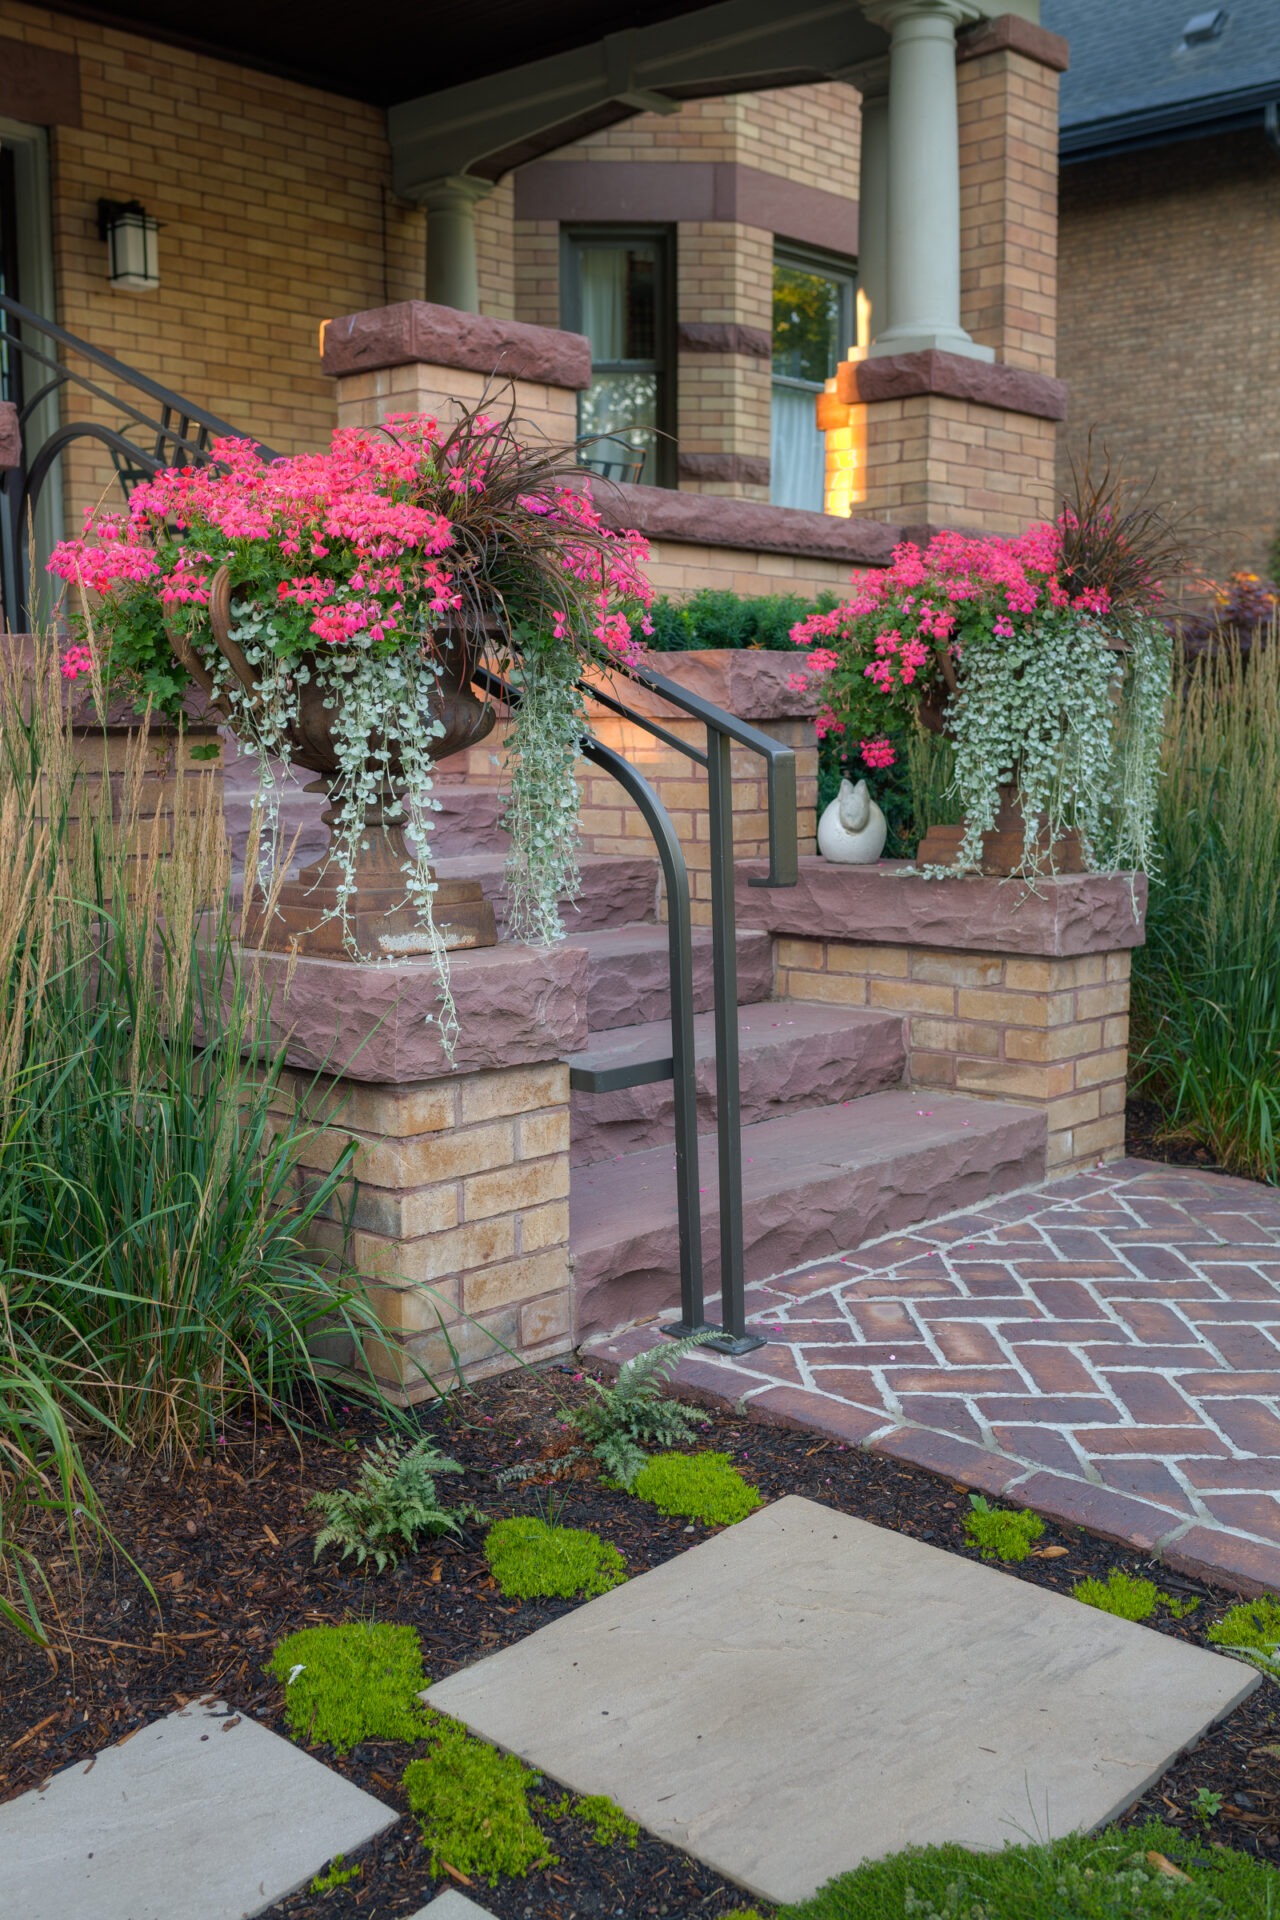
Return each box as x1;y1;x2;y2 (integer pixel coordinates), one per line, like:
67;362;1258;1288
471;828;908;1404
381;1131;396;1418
420;175;493;312
857;88;889;346
863;0;992;361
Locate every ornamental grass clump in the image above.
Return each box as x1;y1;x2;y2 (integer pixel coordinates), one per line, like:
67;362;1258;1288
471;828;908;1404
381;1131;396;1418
789;461;1175;877
48;397;654;1043
630;1451;763;1526
484;1515;627;1600
270;1621;433;1752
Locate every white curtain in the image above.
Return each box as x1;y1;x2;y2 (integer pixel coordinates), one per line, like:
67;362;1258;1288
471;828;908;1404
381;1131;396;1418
771;382;825;513
578;248;628;361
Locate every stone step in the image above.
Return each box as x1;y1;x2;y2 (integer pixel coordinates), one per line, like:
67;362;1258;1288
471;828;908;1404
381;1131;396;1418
433;852;658;936
574;923;775;1032
567;1002;906;1166
569;1090;1047;1340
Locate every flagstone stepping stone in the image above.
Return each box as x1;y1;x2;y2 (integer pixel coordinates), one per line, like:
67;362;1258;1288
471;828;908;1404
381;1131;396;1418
0;1698;397;1920
428;1495;1258;1907
409;1894;500;1918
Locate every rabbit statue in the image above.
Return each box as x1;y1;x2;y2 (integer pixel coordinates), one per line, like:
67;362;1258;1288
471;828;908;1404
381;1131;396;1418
817;776;887;864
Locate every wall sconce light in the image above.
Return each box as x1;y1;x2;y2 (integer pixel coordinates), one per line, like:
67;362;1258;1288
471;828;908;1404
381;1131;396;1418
97;199;160;291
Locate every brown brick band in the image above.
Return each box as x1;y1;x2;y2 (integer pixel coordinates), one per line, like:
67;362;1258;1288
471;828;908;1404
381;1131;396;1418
956;14;1071;73
677;451;772;486
677;321;772;359
839;350;1069;422
514;160;859;256
323;302;592;390
0;36;81;125
589;480;900;565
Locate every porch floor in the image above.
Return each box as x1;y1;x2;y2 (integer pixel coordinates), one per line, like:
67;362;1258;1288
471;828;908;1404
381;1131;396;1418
584;1160;1280;1597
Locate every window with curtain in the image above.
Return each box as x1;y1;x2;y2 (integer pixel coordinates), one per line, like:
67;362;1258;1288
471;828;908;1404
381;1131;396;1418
562;227;674;487
771;246;856;514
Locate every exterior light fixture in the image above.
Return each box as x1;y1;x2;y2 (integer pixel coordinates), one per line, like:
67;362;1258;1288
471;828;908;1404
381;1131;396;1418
97;199;160;291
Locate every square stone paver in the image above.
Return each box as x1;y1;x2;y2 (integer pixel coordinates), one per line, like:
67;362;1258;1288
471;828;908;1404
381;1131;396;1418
0;1698;398;1920
429;1496;1258;1907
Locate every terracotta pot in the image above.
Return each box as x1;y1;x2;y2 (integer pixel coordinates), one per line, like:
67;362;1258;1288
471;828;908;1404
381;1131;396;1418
169;565;500;955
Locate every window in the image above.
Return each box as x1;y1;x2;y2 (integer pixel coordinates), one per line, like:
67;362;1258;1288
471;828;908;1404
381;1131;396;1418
771;245;856;514
562;227;675;487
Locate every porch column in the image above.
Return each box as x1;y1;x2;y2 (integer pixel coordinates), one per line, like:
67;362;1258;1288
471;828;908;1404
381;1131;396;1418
857;88;889;346
420;175;493;312
864;0;992;361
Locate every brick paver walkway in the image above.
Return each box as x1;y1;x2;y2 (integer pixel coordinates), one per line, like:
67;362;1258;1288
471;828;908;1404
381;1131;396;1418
590;1160;1280;1596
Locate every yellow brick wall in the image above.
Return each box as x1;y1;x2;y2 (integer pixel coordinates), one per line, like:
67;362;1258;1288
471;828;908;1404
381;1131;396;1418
958;46;1059;374
1058;131;1279;578
287;1061;574;1400
775;939;1132;1171
859;394;1058;530
1;0;428;523
334;364;578;448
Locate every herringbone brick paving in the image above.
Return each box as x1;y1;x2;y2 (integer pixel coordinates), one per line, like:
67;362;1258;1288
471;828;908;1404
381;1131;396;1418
590;1159;1280;1597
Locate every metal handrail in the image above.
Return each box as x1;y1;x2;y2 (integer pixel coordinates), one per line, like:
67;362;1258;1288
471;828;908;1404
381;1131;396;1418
478;649;798;1353
0;292;275;630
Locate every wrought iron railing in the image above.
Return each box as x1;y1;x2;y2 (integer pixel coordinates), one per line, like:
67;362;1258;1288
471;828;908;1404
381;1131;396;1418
477;658;798;1354
0;292;275;630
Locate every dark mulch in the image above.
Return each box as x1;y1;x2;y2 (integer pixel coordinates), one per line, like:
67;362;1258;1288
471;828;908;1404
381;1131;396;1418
1124;1097;1230;1175
4;1366;1280;1919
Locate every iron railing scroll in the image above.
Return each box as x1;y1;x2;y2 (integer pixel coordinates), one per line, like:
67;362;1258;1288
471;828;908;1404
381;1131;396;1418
477;657;798;1356
0;292;275;631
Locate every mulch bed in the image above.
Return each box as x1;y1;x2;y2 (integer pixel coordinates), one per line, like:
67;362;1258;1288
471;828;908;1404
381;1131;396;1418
4;1365;1280;1919
1124;1097;1231;1175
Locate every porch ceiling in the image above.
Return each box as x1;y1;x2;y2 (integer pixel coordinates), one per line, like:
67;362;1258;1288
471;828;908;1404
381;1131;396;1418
46;0;744;105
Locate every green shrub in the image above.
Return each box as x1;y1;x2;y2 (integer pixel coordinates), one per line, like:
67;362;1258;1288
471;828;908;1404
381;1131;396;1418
773;1819;1280;1918
270;1621;433;1752
403;1715;556;1884
310;1434;473;1572
1130;630;1280;1182
962;1496;1044;1563
484;1515;627;1600
631;1450;763;1526
1207;1594;1280;1675
646;587;835;653
542;1791;640;1847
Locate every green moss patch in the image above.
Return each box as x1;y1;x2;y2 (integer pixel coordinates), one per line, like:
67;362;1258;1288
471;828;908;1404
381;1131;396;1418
485;1516;627;1600
962;1495;1044;1563
541;1792;640;1848
774;1819;1280;1918
1207;1594;1280;1674
631;1451;763;1526
1074;1568;1200;1623
269;1622;431;1754
402;1714;556;1885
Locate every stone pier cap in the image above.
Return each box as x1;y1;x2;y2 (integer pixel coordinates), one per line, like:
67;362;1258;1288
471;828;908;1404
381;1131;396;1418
737;857;1148;957
239;941;588;1084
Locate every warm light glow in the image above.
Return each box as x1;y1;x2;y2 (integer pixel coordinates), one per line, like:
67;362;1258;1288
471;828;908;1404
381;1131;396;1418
821;357;867;517
318;318;331;357
856;288;872;356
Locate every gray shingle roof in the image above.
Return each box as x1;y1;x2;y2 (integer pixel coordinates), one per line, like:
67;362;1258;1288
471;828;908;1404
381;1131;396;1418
1042;0;1280;157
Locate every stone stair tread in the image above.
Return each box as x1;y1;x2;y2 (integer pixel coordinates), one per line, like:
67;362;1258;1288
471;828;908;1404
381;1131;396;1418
569;1089;1047;1338
572;923;774;1030
566;1002;907;1165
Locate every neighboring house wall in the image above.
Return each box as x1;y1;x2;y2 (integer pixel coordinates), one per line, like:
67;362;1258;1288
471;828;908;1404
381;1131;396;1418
1057;130;1280;578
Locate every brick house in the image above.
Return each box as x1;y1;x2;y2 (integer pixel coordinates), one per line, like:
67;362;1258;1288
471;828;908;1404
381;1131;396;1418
2;0;1069;623
1047;0;1280;578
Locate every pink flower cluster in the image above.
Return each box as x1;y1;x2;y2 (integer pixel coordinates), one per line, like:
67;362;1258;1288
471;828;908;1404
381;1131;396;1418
49;414;652;668
60;645;94;682
859;737;896;770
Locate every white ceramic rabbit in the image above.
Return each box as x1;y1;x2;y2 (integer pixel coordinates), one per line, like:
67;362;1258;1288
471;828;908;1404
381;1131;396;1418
817;776;887;864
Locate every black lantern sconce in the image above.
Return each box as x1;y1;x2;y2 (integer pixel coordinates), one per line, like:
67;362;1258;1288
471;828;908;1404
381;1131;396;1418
97;199;160;291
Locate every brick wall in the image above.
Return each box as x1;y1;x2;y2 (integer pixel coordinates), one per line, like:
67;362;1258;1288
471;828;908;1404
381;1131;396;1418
0;0;427;522
861;395;1058;530
1057;131;1280;578
957;44;1059;373
289;1062;574;1400
774;939;1131;1171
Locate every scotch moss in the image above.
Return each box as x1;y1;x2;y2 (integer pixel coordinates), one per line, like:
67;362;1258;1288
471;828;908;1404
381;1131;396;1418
631;1451;763;1526
1073;1567;1200;1623
542;1791;640;1847
309;1856;360;1893
402;1713;556;1885
1207;1594;1280;1674
485;1516;627;1600
962;1496;1044;1563
773;1819;1280;1918
270;1622;431;1754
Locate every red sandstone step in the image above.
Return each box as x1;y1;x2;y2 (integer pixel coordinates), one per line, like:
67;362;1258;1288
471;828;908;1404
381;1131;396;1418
567;1002;907;1166
569;1090;1048;1340
575;923;774;1031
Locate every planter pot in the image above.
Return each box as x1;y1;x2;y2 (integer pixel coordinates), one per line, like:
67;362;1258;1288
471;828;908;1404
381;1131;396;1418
171;567;499;957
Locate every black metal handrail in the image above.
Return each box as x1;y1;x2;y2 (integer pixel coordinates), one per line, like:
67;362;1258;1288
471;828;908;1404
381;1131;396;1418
0;292;275;630
477;654;798;1354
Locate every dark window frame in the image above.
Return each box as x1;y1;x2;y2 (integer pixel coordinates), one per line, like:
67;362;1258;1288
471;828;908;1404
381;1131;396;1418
561;223;677;489
771;240;858;512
